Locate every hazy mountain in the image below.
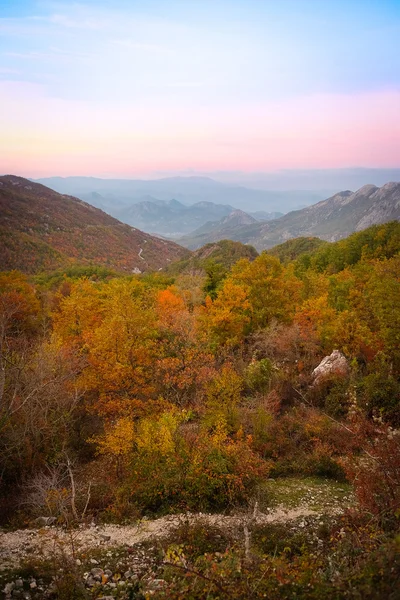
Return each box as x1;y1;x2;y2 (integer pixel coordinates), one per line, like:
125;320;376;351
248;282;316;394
34;176;325;213
178;182;400;250
171;168;400;192
177;210;259;248
0;176;189;274
115;198;236;236
251;210;284;221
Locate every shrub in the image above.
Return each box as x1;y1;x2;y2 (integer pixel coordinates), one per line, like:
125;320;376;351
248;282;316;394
245;358;273;394
119;411;269;514
342;415;400;523
357;372;400;426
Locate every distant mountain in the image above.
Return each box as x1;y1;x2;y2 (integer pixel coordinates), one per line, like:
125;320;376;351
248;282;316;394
185;168;400;192
34;176;325;214
177;182;400;250
177;210;259;248
0;176;189;274
114;198;236;236
251;210;284;221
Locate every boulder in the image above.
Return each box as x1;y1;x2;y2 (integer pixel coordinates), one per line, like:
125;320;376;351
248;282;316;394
34;516;56;527
312;350;349;386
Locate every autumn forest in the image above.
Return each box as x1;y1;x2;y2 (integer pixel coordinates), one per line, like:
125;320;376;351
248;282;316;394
0;218;399;598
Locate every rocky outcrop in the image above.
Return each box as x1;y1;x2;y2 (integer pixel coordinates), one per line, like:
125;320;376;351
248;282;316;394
177;181;400;251
312;350;349;386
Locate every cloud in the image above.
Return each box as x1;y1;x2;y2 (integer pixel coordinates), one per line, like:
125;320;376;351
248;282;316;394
46;13;107;29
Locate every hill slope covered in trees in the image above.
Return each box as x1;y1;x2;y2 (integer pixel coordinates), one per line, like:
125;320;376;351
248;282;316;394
0;175;189;274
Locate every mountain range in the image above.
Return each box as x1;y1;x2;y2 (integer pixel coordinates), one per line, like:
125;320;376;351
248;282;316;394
34;176;324;215
0;176;188;274
2;176;399;275
177;183;400;250
111;198;280;237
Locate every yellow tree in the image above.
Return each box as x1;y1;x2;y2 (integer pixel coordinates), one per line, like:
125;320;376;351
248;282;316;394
53;278;159;419
229;254;303;331
200;279;251;349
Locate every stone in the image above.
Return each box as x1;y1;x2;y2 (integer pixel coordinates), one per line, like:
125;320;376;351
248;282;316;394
34;516;56;527
90;567;104;581
85;576;95;587
147;579;166;590
4;582;15;594
99;534;111;542
312;350;349;386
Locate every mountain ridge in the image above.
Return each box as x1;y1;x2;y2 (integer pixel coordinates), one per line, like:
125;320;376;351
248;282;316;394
177;182;400;250
0;175;189;274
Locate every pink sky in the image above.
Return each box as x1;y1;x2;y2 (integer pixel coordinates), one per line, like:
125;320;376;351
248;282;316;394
2;84;398;177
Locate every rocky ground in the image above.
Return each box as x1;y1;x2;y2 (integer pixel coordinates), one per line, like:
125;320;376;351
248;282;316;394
0;477;354;599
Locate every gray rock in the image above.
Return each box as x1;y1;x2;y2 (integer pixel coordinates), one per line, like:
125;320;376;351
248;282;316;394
85;576;95;587
90;567;104;581
34;516;56;527
99;534;111;542
312;350;349;386
147;579;166;590
90;567;104;577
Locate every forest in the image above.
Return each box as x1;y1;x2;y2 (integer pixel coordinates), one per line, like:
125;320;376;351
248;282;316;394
1;221;400;599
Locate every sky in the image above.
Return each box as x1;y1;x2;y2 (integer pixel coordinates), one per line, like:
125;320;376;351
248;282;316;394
0;0;399;178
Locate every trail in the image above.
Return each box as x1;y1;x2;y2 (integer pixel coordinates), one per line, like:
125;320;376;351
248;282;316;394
138;248;144;260
0;506;323;571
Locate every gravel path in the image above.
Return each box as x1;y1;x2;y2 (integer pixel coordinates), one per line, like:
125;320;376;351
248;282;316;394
0;506;321;571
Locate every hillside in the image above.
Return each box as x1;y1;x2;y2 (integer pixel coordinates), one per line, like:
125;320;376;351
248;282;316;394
0;175;189;274
266;237;328;263
178;182;400;250
167;238;258;276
